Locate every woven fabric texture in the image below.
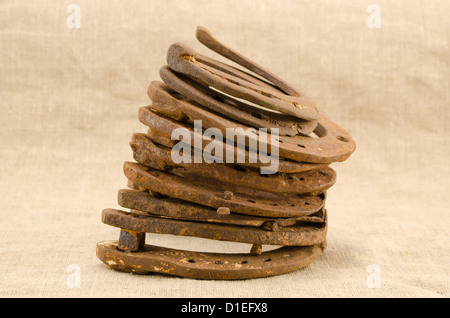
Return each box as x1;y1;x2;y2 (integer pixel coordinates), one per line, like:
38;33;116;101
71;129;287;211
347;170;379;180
0;0;448;297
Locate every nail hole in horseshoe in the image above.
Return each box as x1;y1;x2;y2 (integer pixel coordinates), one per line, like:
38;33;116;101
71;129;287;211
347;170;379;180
212;95;225;103
337;136;349;142
305;202;310;206
215;260;223;265
171;92;184;100
265;258;272;262
188;259;196;263
232;164;246;172
297;144;306;148
248;200;256;203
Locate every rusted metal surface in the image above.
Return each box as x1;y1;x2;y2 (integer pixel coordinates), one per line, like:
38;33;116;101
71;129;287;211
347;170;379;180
147;79;305;136
156;70;317;136
166;43;319;122
195;26;301;97
146;127;177;148
138;105;356;165
130;133;336;195
118;229;145;252
123;161;325;218
250;244;263;255
149;101;188;122
145;125;327;174
118;189;326;228
97;26;355;280
96;240;326;280
149;78;309;137
102;209;327;246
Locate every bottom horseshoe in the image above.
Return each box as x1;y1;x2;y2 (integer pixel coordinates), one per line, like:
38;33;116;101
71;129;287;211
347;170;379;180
96;240;326;280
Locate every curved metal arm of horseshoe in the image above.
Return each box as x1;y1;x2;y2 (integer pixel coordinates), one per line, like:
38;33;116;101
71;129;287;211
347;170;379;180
96;26;356;280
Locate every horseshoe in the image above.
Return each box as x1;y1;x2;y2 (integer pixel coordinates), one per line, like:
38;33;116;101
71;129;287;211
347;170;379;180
101;209;327;246
196;26;301;97
123;161;325;218
157;70;317;136
166;42;319;122
144;126;327;173
130;132;336;195
118;189;326;229
96;240;326;279
97;25;356;280
139;106;325;173
138;105;356;164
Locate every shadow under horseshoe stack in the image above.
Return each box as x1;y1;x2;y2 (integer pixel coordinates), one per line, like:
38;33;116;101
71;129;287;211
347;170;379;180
96;26;356;280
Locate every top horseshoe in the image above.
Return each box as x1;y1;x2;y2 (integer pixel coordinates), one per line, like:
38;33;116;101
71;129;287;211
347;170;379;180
166;30;320;123
195;26;301;97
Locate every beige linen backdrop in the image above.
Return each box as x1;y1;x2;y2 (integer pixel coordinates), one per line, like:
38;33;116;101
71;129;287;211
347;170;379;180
0;0;448;297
